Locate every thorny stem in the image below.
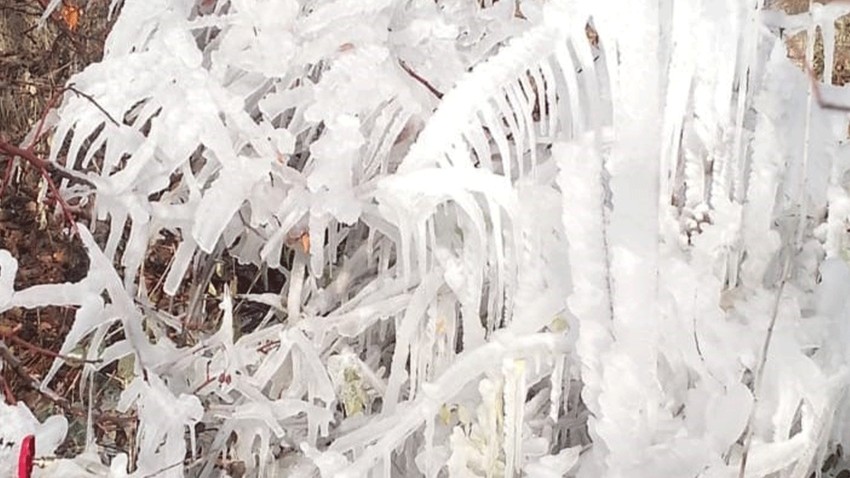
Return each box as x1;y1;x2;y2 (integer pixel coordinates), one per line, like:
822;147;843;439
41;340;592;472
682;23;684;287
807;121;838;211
0;340;136;425
0;140;80;234
1;320;101;365
0;82;106;231
4;333;102;365
193;361;216;394
0;140;93;187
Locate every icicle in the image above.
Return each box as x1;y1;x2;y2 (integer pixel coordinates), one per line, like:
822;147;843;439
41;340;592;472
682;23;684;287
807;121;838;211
503;358;527;477
288;250;307;322
0;250;18;310
548;356;565;425
424;415;435;478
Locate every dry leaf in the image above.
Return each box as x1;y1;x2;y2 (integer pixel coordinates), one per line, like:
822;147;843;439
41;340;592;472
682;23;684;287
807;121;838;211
60;1;82;32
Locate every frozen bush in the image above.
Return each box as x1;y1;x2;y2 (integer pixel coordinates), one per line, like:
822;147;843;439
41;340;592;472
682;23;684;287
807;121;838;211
3;0;850;476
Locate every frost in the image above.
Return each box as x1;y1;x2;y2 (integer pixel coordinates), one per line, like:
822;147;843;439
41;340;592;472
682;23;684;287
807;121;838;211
524;447;580;478
7;0;850;476
0;402;66;476
116;375;203;477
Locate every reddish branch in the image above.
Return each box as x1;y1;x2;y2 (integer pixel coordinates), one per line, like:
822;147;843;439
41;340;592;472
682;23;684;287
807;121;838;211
0;340;69;407
0;323;101;365
257;340;281;354
30;87;65;148
6;334;101;365
0;374;15;404
0;80;87;232
0;141;80;234
0;339;136;425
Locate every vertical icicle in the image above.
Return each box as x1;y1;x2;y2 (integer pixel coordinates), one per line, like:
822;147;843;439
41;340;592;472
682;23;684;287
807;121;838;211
816;4;837;87
731;0;761;206
287;250;307;321
556;136;612;476
548;356;565;426
660;0;697;211
424;415;435;478
503;358;526;478
722;0;762;288
588;1;664;474
740;41;796;288
796;7;818;250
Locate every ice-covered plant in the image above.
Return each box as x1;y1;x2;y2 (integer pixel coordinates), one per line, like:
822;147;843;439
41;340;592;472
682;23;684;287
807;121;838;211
2;0;850;476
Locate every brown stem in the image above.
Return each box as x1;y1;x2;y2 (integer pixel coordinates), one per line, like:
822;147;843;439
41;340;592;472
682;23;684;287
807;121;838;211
0;156;15;201
0;373;16;405
0;140;80;234
6;334;102;365
398;59;444;99
0;339;136;425
28;87;66;151
0;339;68;406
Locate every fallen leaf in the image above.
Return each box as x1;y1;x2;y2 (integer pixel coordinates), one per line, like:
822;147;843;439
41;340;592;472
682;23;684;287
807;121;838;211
60;1;82;32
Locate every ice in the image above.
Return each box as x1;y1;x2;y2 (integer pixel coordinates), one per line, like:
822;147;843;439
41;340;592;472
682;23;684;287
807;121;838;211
0;401;67;476
11;0;850;476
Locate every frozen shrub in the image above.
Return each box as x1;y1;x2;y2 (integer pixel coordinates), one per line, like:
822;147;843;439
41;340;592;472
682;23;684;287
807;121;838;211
2;0;850;476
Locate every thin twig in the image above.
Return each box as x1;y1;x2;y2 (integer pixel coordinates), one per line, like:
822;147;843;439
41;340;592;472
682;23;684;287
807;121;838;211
0;373;15;404
28;87;66;151
804;58;850;112
0;154;15;198
5;333;102;365
737;259;790;478
257;340;281;354
66;84;121;126
0;340;136;425
0;339;69;407
398;59;444;99
140;447;216;478
0;140;82;232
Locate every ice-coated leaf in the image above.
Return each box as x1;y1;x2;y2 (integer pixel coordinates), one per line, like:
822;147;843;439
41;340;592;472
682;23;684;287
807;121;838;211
117;374;203;477
192;157;272;253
